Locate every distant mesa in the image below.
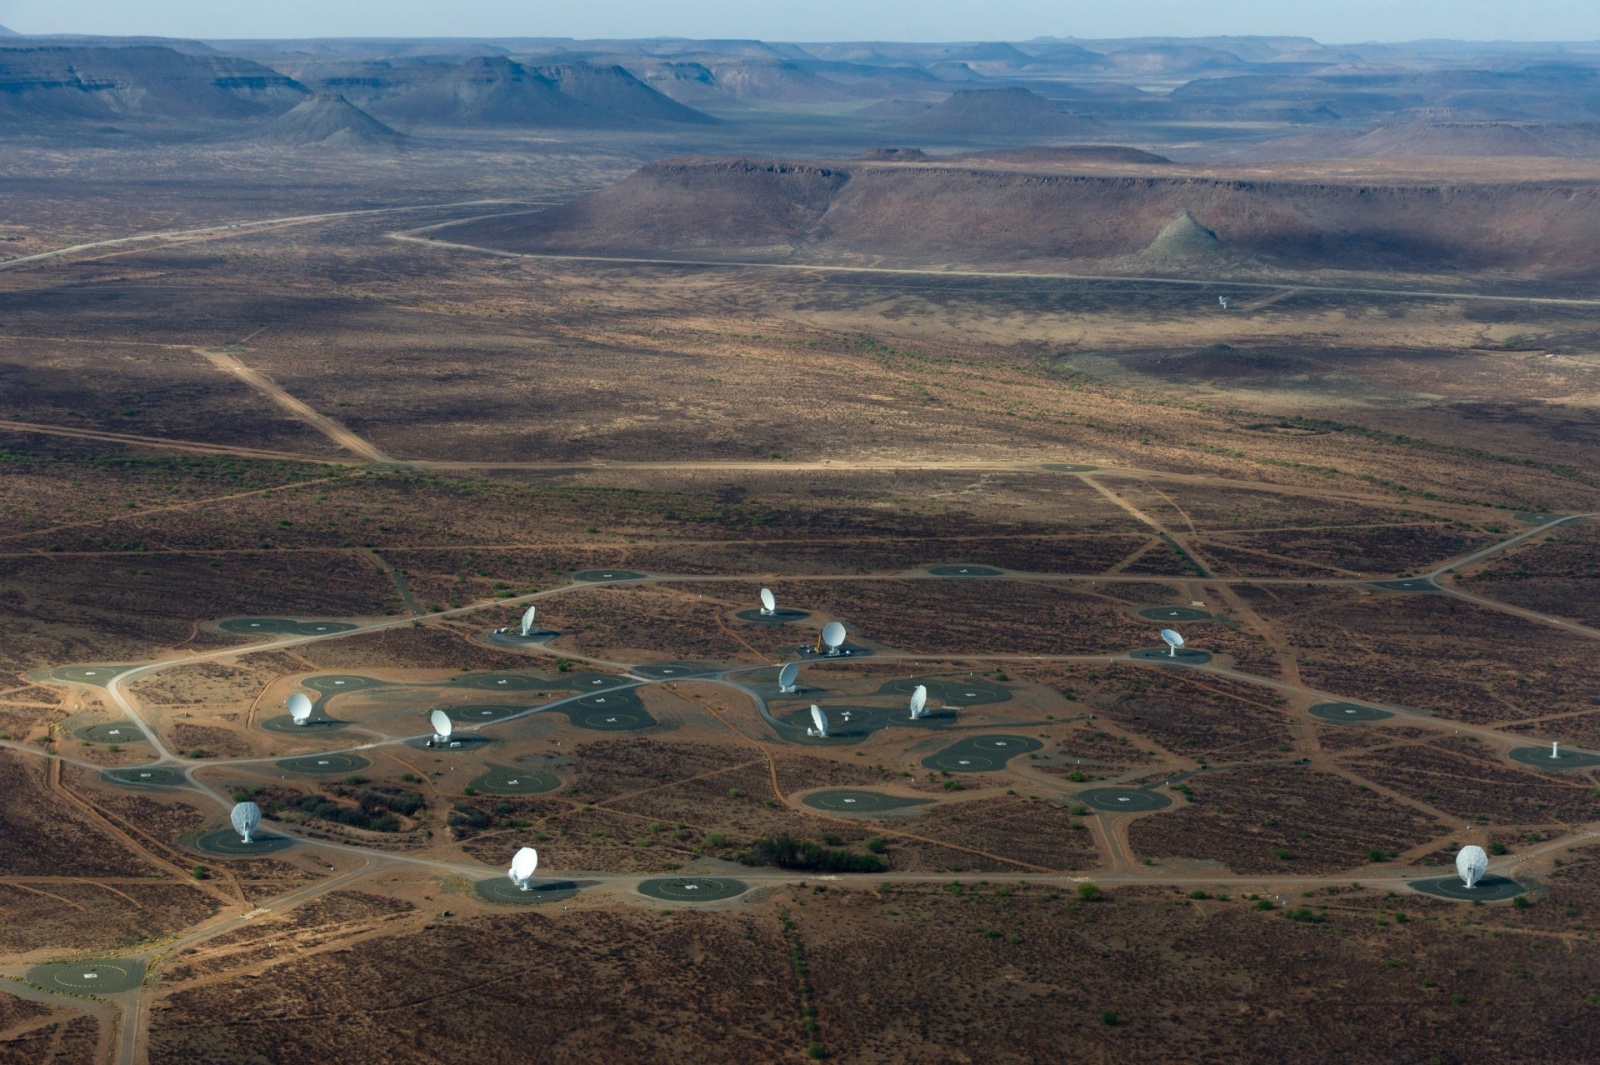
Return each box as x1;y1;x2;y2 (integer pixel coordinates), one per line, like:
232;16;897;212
860;147;928;161
0;23;17;37
351;56;716;129
0;45;305;125
955;145;1171;165
899;87;1103;137
1261;121;1600;160
246;93;404;148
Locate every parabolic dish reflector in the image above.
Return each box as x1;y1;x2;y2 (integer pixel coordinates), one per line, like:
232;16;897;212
760;587;776;611
520;605;537;636
1159;628;1185;650
909;684;928;718
286;692;312;724
510;846;538;880
231;801;262;842
777;661;799;688
430;708;453;738
1456;844;1488;889
810;704;828;736
821;621;846;649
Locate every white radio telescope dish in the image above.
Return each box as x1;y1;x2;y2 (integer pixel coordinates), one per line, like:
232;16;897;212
821;621;846;655
760;587;776;615
1456;845;1489;889
429;708;453;745
286;692;312;725
808;704;829;738
231;801;262;844
1159;628;1185;657
520;605;537;637
778;661;800;694
909;684;928;720
508;846;539;891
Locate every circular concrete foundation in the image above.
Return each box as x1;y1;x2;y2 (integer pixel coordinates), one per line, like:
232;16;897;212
195;828;296;856
928;565;1003;577
1130;647;1213;666
922;735;1043;773
28;959;146;994
1509;746;1600;771
449;673;545;691
75;723;145;744
632;662;719;681
259;714;348;734
1408;874;1524;902
1042;464;1098;473
1309;702;1394;724
102;767;186;788
874;677;1012;707
445;704;524;724
1369;578;1440;593
303;675;385;695
1137;606;1213;622
572;569;646;582
734;607;811;625
550;688;657;731
408;734;492;752
801;790;933;815
474;877;580;905
274;753;370;775
637;877;748;903
219;618;357;637
51;665;135;687
1076;788;1172;813
468;765;561;795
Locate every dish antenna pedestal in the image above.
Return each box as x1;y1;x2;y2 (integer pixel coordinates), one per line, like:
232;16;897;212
1456;845;1488;889
1159;629;1185;657
1552;741;1561;759
508;846;539;891
428;709;454;748
778;661;800;694
231;801;262;844
759;588;777;617
807;704;829;739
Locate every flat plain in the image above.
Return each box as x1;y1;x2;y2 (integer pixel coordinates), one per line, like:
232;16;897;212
6;33;1600;1065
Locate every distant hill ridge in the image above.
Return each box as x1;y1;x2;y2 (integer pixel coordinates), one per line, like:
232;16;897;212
247;93;403;147
900;87;1103;136
429;154;1600;281
0;45;305;122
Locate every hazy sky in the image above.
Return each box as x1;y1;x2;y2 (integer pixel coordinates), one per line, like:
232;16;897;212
1;0;1596;43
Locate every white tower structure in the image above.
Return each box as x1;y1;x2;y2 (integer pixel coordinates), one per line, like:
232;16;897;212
429;708;453;747
1456;845;1489;889
807;704;829;739
508;847;539;891
231;801;262;844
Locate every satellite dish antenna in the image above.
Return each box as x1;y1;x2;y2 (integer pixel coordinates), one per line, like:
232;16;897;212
286;692;312;726
909;684;928;720
821;621;846;656
808;704;829;738
1159;629;1185;657
1456;844;1488;889
1552;741;1561;760
760;587;776;616
508;846;539;891
520;605;537;637
230;801;262;844
778;661;800;694
429;708;453;747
